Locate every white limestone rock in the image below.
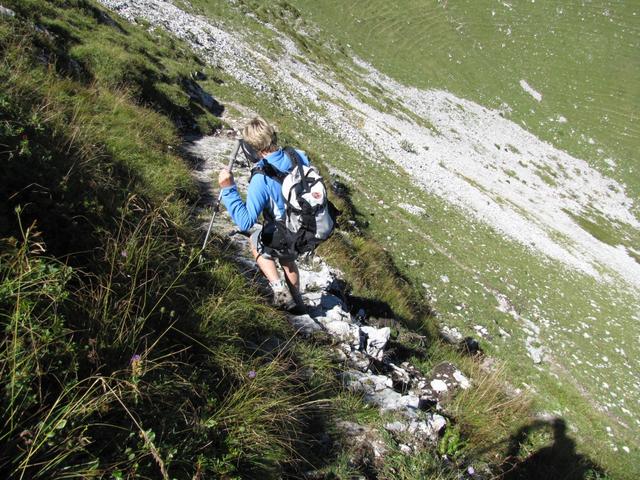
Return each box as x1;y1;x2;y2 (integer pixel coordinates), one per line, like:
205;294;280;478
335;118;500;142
430;379;448;393
361;326;391;360
0;5;15;17
384;421;407;433
453;370;471;389
299;262;335;291
325;320;359;344
440;325;464;344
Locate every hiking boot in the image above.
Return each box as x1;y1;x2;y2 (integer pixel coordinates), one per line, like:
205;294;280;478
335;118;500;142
270;279;296;311
288;288;307;315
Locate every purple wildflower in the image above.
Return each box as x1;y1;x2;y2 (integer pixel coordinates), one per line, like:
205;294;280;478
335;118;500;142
248;370;256;379
130;354;143;378
467;466;475;476
121;250;128;258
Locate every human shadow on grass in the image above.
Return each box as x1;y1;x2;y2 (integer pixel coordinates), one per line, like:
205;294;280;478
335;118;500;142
498;418;606;480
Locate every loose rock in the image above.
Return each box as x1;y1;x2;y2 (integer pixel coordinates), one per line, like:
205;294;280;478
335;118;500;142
0;5;15;17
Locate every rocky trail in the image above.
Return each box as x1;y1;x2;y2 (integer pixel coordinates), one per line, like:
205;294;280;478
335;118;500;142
182;121;475;470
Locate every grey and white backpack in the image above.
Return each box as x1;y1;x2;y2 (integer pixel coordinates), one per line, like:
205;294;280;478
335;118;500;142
251;147;337;255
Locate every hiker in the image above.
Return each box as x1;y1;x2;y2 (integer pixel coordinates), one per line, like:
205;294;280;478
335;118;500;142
217;117;310;311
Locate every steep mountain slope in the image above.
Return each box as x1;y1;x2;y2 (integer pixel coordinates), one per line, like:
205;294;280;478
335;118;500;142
2;0;637;478
94;0;640;476
0;2;534;479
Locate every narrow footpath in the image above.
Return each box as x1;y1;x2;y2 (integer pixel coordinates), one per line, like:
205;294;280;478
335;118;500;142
182;118;473;468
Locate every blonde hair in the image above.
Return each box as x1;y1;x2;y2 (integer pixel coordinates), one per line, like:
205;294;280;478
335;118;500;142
241;116;277;152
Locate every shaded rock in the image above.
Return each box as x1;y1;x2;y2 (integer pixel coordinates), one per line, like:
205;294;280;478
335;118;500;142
330;177;350;199
95;9;119;28
192;70;208;81
440;326;482;356
290;313;323;336
181;77;224;115
326;276;349;297
460;336;482;356
418;397;438;411
335;420;388;470
347;295;396;320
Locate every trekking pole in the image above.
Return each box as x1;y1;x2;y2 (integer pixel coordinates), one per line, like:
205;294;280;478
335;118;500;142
202;139;241;250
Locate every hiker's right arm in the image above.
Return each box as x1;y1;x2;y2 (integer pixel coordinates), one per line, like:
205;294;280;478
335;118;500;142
220;176;269;232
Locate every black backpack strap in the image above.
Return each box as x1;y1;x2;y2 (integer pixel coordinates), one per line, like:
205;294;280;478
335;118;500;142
250;161;287;183
250;165;266;182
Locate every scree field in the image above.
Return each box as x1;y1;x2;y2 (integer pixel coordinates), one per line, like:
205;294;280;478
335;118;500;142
284;0;640;474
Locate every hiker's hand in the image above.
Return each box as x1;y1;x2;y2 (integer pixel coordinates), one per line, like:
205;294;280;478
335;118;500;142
218;169;235;188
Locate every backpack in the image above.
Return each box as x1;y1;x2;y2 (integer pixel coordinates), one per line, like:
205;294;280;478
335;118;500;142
251;147;337;255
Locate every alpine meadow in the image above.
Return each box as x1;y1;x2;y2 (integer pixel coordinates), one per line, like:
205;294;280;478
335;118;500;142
0;1;638;479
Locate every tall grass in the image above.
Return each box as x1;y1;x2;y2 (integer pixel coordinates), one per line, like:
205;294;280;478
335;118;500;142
445;361;532;455
0;4;331;478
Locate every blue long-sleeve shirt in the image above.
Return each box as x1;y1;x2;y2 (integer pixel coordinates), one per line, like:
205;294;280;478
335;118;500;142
220;148;310;232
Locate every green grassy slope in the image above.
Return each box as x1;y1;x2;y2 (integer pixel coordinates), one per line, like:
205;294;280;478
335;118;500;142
175;0;639;476
0;3;333;478
1;0;631;478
